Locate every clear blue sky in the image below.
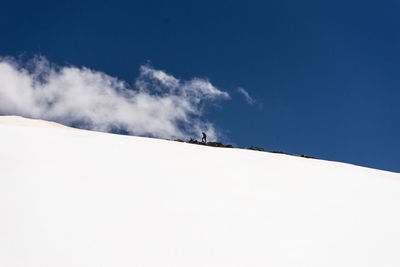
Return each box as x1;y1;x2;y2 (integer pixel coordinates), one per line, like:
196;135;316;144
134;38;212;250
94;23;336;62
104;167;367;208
1;0;399;172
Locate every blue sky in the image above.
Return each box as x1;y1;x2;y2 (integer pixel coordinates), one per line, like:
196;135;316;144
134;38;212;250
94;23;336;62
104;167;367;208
1;0;399;172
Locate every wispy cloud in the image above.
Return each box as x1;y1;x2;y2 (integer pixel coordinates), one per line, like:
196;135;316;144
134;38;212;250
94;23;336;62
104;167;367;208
0;56;230;140
237;87;255;105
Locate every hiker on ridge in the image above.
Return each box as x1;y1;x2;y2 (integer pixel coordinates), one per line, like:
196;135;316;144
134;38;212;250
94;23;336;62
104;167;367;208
202;132;207;143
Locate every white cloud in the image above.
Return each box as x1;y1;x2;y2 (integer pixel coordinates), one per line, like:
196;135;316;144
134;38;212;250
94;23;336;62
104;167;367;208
237;87;255;105
0;56;230;141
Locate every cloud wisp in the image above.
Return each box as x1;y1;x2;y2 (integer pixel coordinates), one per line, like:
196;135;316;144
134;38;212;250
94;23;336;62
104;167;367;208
237;87;255;105
0;57;230;140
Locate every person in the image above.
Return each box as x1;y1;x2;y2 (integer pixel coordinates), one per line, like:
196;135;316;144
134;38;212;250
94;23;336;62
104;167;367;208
202;132;207;143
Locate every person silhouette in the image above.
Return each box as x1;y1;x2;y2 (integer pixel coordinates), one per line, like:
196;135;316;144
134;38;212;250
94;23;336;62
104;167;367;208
202;132;207;143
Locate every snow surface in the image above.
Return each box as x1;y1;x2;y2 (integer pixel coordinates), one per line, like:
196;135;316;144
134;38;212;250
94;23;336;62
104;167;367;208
1;115;400;267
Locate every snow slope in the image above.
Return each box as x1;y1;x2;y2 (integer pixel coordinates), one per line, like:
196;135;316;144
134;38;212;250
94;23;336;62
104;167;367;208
1;116;399;267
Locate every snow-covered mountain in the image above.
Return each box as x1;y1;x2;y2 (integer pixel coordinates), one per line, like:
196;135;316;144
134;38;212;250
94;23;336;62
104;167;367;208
1;116;399;267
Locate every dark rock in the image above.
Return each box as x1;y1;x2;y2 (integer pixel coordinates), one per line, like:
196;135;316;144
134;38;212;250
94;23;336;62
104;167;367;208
299;154;316;159
206;142;225;147
184;139;234;148
248;146;265;151
272;151;316;159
